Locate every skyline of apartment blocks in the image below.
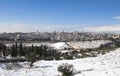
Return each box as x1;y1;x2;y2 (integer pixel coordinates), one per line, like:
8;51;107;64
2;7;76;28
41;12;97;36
0;31;119;42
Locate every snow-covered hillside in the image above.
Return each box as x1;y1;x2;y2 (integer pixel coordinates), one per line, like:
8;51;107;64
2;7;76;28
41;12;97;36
68;40;111;49
0;48;120;76
50;42;71;50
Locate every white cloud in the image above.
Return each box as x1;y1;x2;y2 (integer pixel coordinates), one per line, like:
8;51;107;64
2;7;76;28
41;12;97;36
0;24;81;33
113;16;120;19
83;25;120;32
1;23;120;33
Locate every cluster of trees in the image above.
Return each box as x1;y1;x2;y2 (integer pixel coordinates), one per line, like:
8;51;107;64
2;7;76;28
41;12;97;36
1;40;120;62
0;41;63;66
0;42;63;60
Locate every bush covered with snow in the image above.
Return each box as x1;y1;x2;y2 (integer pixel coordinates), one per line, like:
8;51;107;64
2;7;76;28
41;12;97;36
58;63;78;76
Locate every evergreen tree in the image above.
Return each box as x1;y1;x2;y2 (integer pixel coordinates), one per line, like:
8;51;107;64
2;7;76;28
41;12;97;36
0;43;6;57
19;41;25;56
40;45;43;57
43;45;47;57
15;41;18;51
29;44;37;67
31;44;34;52
35;46;39;55
11;44;17;57
15;41;19;57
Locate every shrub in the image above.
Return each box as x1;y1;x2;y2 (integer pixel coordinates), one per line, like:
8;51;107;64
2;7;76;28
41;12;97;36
58;63;76;76
28;52;36;67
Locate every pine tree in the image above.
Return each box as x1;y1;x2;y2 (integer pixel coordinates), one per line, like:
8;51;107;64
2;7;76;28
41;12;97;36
29;44;36;67
40;45;43;57
0;43;6;57
15;41;19;57
43;45;47;57
19;41;24;56
31;44;34;52
11;44;14;57
15;41;18;51
35;46;39;55
11;44;17;57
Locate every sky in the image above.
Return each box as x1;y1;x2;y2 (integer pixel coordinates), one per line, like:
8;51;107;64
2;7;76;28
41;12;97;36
0;0;120;32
